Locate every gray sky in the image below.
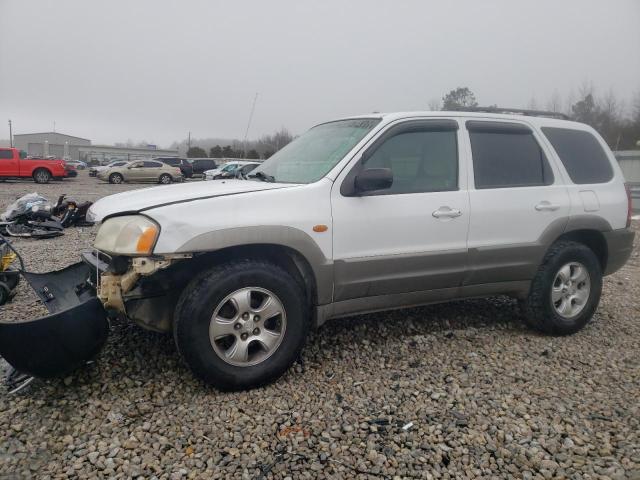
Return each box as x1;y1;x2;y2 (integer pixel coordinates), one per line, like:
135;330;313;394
1;0;639;147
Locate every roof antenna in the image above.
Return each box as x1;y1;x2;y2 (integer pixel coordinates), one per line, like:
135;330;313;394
242;92;259;157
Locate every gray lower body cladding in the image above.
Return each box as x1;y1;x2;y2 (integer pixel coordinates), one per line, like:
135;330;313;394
603;228;635;275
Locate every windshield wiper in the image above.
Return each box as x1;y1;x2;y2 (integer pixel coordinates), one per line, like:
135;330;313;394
248;171;276;183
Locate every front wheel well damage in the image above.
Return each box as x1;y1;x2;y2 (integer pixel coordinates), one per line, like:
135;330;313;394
124;244;318;332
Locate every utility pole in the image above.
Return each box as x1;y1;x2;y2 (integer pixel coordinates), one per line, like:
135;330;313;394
243;92;259;158
8;119;12;147
187;131;191;154
53;121;56;133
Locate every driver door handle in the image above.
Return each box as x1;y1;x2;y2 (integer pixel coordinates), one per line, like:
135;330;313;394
432;207;462;219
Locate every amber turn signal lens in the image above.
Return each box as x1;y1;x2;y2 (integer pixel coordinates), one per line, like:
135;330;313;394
136;226;158;253
313;224;328;233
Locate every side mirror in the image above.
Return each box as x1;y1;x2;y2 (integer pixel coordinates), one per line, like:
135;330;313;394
354;168;393;193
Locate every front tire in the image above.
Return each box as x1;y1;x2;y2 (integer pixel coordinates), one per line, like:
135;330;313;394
521;241;602;335
174;259;309;390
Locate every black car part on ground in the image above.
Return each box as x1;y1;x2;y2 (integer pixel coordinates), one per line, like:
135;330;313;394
53;195;94;228
0;236;21;306
0;238;109;378
0;194;93;239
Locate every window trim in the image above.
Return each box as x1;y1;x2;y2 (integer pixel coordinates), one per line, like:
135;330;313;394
466;120;555;190
340;119;460;197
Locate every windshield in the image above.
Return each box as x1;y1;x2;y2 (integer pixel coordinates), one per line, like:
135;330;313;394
251;118;380;184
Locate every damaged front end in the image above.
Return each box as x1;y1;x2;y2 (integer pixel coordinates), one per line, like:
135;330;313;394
0;246;190;380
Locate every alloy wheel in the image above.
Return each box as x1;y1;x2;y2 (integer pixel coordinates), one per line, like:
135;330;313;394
208;287;286;366
551;262;591;319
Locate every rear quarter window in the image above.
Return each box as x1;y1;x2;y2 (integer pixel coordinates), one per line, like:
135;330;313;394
541;127;613;184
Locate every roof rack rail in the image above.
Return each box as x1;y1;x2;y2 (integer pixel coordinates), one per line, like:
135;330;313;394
449;106;570;120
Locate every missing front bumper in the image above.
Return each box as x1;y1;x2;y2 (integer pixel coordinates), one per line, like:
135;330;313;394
0;262;109;378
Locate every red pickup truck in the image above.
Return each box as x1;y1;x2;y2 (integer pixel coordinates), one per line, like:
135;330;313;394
0;148;67;183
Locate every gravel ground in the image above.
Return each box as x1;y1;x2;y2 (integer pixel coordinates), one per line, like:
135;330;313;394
0;173;638;479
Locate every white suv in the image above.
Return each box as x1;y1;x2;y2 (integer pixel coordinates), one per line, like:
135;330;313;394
0;110;634;390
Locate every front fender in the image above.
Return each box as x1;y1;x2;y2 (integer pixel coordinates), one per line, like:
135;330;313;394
175;225;334;305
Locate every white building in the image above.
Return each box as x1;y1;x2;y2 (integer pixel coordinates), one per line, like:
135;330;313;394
13;132;91;160
12;132;178;162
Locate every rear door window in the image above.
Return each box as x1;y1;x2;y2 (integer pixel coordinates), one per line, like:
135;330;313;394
541;127;613;184
467;121;554;189
0;150;13;159
143;161;162;168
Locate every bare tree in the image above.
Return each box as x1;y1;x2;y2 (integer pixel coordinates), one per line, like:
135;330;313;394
428;98;441;110
564;89;576;117
527;95;538;110
545;90;562;113
632;90;640;126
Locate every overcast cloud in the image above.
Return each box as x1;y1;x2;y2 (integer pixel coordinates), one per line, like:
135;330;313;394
1;0;638;147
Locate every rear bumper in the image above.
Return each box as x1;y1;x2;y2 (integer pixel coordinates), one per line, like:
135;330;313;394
603;228;635;275
0;262;109;378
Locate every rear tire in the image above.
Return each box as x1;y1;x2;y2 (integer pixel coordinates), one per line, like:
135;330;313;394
109;173;123;184
33;169;51;184
159;174;172;184
174;259;309;390
521;241;602;335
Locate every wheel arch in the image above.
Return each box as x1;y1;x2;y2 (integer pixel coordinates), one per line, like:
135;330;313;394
537;214;611;273
193;243;320;307
32;167;52;177
553;229;607;272
173;225;333;306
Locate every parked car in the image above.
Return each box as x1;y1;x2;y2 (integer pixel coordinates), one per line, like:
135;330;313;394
89;160;128;177
156;157;193;178
63;163;78;178
97;160;183;184
0;110;634;392
189;158;218;177
64;160;87;170
0;148;67;183
203;161;260;180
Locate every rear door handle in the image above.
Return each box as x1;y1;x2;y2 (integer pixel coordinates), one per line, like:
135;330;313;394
432;206;462;219
535;201;560;212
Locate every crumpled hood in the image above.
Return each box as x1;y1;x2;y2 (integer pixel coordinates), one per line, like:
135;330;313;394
88;180;293;222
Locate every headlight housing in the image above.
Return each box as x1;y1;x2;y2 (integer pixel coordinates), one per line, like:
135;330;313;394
94;215;160;255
